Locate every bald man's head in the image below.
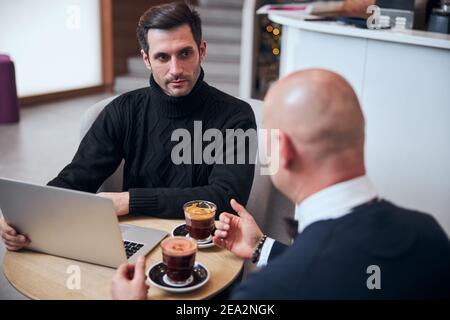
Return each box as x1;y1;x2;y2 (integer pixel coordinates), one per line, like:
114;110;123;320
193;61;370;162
264;69;365;163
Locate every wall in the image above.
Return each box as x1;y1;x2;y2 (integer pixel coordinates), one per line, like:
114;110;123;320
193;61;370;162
279;26;450;236
0;0;103;98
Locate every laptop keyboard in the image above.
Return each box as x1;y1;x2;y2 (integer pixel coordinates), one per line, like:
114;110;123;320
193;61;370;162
123;240;144;259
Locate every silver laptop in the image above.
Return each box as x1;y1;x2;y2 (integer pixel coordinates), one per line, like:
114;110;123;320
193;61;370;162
0;177;168;268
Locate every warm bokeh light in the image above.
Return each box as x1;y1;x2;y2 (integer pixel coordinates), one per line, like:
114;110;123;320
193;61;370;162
266;25;274;33
272;28;280;36
272;48;280;55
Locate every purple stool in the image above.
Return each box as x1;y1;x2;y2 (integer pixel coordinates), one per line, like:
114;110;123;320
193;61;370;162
0;54;20;124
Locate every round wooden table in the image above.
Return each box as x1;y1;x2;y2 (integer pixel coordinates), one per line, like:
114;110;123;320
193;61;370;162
2;215;244;300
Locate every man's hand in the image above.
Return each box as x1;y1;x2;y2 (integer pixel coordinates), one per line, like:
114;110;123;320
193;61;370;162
0;218;31;251
340;0;375;17
97;192;130;216
111;256;149;300
213;199;263;260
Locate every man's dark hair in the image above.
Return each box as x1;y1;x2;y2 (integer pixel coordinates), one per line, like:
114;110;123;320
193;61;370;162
137;1;202;55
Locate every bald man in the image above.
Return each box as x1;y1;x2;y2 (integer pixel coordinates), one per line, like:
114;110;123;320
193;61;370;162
215;69;450;299
110;69;450;299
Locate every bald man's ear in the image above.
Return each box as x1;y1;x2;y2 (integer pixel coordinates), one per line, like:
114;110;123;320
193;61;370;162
279;131;296;170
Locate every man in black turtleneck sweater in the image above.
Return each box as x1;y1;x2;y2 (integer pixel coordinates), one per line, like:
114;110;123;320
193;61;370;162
0;3;256;254
45;4;256;219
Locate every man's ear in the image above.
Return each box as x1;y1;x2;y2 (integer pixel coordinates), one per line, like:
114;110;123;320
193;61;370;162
199;40;207;62
141;49;152;71
279;131;296;171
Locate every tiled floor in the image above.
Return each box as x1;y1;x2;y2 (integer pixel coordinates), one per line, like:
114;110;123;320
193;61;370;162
0;93;114;299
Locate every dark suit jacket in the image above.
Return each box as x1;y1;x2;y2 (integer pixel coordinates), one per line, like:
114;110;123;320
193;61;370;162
231;200;450;299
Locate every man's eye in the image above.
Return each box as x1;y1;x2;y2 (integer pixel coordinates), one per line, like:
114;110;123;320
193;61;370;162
181;50;191;58
157;55;169;62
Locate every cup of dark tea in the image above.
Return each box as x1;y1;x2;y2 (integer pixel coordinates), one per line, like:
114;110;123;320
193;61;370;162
161;236;197;284
183;200;217;241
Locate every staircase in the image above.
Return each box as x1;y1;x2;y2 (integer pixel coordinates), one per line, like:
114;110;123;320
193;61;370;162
114;0;243;96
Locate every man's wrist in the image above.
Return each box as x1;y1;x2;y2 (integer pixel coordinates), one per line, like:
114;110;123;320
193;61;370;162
251;234;268;263
256;237;275;268
119;192;130;216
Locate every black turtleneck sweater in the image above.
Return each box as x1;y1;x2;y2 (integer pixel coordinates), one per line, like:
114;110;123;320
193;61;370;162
48;70;256;218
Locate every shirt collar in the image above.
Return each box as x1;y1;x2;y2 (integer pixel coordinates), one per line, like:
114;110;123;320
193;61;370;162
295;175;378;233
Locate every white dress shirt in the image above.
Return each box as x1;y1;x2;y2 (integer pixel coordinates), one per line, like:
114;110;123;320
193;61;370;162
256;175;378;267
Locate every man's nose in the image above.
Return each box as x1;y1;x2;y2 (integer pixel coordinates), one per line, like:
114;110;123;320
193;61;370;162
169;58;183;77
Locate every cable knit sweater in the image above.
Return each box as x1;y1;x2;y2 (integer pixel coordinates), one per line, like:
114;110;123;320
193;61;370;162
48;69;256;218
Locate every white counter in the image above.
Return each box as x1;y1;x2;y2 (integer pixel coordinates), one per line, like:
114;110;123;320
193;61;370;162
269;13;450;236
269;13;450;49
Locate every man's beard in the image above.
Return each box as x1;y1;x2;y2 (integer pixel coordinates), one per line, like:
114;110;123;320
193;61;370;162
165;62;202;96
